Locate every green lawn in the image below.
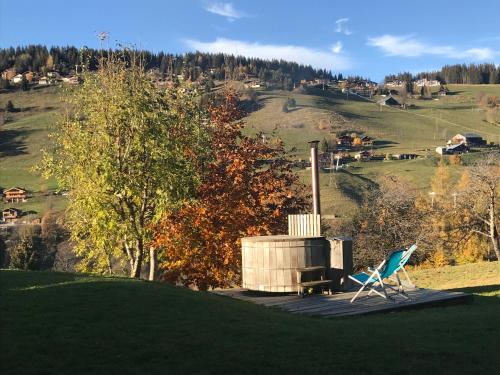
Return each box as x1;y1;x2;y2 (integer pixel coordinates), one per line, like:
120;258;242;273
1;262;499;374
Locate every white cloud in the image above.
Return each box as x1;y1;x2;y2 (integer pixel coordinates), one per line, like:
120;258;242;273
184;38;352;70
203;2;245;21
331;41;342;54
367;34;498;61
335;18;352;35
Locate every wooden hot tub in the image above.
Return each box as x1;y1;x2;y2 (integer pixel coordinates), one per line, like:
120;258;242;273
241;235;328;292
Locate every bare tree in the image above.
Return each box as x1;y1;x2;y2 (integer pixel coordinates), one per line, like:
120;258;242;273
458;152;500;260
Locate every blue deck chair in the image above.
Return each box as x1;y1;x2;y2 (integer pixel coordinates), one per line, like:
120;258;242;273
348;244;418;303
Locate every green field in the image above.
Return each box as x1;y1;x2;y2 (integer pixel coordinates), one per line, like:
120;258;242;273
1;84;499;218
1;262;499;374
0;88;67;217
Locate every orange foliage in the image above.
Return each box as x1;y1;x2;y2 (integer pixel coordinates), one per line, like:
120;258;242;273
154;91;308;290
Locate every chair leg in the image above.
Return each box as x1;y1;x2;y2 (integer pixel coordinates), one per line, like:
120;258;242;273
350;284;367;303
401;267;415;288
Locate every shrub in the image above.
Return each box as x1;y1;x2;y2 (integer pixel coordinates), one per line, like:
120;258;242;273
9;232;47;270
5;100;15;112
0;236;6;267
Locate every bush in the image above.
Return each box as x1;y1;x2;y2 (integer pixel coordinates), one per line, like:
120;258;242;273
9;232;47;270
287;97;296;108
0;236;6;267
5;100;15;112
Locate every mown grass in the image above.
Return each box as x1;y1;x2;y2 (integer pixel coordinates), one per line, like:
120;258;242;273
1;263;499;375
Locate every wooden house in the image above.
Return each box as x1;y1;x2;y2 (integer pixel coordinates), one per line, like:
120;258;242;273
361;136;374;146
437;143;469;155
3;187;27;203
2;208;22;223
354;151;372;161
336;135;352;147
448;133;486;147
377;95;400;106
1;68;16;80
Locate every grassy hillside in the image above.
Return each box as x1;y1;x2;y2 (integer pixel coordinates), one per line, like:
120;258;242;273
0;87;67;216
1;262;499;374
1;84;499;219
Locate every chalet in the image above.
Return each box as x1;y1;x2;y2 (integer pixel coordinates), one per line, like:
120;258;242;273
385;80;404;87
377;95;400;106
3;187;28;203
436;143;469;155
336;135;352;147
448;133;486;147
38;76;50;85
62;76;80;85
47;71;61;79
438;88;448;96
11;74;23;84
24;71;34;82
2;208;22;223
1;68;16;80
415;78;440;87
354;151;372;161
361;136;374;146
393;153;418;160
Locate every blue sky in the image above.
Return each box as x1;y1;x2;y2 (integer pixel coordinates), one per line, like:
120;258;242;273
1;0;499;81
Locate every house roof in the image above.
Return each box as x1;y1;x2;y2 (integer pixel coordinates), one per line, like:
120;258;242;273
447;143;468;151
463;133;482;139
377;96;400;105
3;187;27;193
3;207;21;213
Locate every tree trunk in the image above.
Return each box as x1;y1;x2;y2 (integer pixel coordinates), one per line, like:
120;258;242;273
489;188;500;260
148;247;157;281
130;240;144;278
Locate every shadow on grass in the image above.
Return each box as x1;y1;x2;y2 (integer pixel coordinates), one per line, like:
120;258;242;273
447;284;500;295
1;270;500;375
0;129;29;157
334;169;377;204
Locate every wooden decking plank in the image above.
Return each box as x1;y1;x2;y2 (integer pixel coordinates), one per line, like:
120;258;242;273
211;287;470;317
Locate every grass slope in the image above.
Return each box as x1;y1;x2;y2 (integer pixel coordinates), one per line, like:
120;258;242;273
1;262;499;375
0;88;67;216
1;84;499;218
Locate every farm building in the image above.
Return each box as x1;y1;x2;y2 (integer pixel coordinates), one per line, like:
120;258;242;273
3;187;28;203
448;133;486;147
377;96;400;106
11;74;23;84
336;135;353;147
438;88;448;96
2;208;22;223
415;78;441;87
354;151;372;161
436;143;469;155
361;136;374;146
393;153;419;160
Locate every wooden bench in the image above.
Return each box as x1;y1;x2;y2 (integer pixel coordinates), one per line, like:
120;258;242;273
296;266;332;297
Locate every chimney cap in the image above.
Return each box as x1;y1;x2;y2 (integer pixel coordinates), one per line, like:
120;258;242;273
308;140;320;146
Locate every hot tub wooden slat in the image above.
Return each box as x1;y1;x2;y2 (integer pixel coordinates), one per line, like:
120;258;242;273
241;236;327;293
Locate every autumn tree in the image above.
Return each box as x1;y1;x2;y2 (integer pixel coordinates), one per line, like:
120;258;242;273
154;90;308;290
40;51;210;279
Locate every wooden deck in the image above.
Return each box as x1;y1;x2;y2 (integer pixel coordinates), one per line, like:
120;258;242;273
212;286;471;317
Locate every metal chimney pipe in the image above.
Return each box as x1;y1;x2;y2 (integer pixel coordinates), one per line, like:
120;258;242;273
308;140;321;215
